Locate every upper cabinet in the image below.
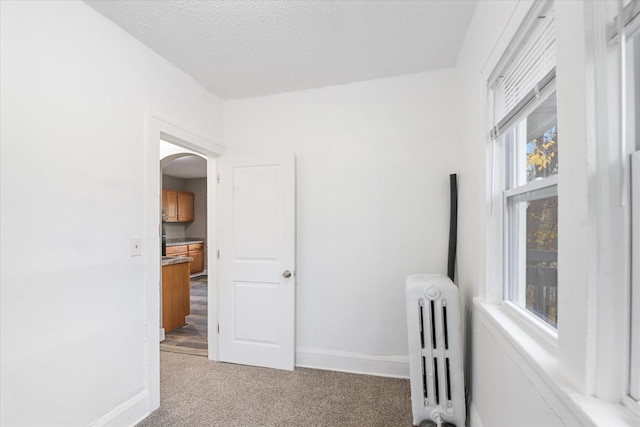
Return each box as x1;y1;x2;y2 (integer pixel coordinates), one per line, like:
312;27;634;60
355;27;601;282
163;190;178;221
162;190;194;222
177;191;194;222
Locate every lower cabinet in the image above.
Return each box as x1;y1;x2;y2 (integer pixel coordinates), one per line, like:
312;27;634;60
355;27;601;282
188;243;204;274
166;242;204;274
162;261;190;332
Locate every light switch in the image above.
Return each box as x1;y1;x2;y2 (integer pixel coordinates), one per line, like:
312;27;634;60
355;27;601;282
131;238;142;256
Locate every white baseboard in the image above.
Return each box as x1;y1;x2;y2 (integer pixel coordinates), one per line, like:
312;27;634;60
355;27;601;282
89;390;149;427
190;269;207;278
295;347;409;378
159;328;165;342
469;401;484;427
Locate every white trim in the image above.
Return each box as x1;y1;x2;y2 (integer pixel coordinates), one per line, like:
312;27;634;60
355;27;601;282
89;390;149;427
144;112;224;417
480;1;537;79
630;150;640;402
502;300;558;341
504;174;558;199
189;268;208;279
207;158;219;362
608;0;640;41
475;299;640;426
159;328;165;342
295;347;409;379
143;114;162;413
153;113;225;156
468;401;484;427
622;395;640;418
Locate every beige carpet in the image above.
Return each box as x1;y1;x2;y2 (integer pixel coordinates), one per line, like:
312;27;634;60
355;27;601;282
137;351;413;427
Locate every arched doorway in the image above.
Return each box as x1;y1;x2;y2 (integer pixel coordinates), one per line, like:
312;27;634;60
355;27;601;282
160;146;208;357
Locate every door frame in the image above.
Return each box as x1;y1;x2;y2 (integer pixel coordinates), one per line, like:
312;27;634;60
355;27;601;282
144;112;225;411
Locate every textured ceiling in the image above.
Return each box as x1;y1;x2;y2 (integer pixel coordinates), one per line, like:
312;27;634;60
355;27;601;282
85;0;477;100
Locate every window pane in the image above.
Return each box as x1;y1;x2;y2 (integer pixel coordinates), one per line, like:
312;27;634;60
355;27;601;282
507;93;558;189
507;191;558;327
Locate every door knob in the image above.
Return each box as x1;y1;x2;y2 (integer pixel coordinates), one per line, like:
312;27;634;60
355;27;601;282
282;270;292;278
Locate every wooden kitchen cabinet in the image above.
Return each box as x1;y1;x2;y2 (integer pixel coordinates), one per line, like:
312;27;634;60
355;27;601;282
162;190;194;223
188;243;204;274
166;245;189;257
166;243;204;274
177;191;194;222
162;261;190;332
162;190;178;221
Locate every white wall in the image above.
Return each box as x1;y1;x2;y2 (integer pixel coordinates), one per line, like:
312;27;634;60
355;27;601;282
225;70;460;376
0;1;223;426
184;178;207;241
163;175;188;192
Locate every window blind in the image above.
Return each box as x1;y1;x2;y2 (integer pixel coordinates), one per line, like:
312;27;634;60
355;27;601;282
490;2;556;140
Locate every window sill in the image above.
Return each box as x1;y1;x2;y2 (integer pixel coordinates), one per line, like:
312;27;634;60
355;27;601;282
474;298;639;426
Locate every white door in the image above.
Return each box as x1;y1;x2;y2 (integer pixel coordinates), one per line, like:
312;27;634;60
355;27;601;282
217;153;296;370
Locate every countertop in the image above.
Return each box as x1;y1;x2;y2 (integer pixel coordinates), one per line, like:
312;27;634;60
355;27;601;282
162;256;193;266
165;237;205;247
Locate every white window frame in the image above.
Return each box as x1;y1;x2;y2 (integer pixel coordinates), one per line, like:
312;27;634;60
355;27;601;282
630;151;640;408
624;2;640;411
605;0;640;414
502;117;559;335
488;0;560;336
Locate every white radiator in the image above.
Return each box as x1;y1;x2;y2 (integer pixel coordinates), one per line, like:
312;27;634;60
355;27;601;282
406;274;465;427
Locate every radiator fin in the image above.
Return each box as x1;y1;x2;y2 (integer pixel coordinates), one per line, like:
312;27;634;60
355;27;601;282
419;302;425;349
430;300;437;349
443;305;449;350
446;357;453;402
422;356;428;400
433;357;440;405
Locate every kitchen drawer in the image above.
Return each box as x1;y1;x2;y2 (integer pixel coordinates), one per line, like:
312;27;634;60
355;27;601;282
188;243;204;251
166;245;188;256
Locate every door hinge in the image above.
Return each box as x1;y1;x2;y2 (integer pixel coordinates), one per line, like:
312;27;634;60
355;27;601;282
217;250;220;259
217;323;220;334
217;174;220;184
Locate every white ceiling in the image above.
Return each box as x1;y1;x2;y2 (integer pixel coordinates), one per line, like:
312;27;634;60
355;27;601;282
85;0;477;100
163;155;207;179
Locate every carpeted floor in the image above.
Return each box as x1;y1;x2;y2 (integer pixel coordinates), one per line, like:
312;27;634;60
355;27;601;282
137;351;413;427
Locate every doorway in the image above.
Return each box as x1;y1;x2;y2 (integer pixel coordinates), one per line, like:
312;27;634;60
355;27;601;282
160;145;208;356
143;114;224;410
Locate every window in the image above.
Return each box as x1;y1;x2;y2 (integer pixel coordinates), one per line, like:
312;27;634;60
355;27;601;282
504;94;558;327
489;0;558;329
484;0;640;418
